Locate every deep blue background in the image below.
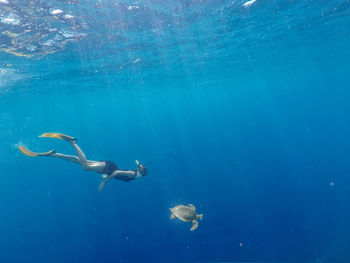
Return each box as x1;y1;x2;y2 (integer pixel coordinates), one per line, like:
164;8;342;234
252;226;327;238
1;0;350;262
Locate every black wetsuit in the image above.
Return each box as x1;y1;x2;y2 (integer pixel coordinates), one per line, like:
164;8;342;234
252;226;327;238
100;160;118;176
99;160;136;182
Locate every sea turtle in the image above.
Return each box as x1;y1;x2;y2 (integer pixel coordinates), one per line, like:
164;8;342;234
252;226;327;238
170;204;203;231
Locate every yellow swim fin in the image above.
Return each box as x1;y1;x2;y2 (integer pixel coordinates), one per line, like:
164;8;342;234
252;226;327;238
18;146;55;157
39;133;76;142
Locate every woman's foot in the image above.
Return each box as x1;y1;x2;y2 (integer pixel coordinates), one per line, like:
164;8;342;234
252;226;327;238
39;133;77;143
18;146;56;157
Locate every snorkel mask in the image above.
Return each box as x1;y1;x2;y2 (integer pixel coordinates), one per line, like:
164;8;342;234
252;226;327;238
135;160;147;176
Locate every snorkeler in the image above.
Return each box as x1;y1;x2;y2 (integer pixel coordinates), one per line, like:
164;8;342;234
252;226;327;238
18;133;147;191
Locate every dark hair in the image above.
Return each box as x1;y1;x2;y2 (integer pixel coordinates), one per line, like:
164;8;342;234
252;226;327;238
139;165;147;176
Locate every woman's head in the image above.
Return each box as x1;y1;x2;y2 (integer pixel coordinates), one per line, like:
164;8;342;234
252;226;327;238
138;164;147;176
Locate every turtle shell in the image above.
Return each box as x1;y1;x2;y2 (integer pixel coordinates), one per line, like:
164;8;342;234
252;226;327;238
171;205;196;222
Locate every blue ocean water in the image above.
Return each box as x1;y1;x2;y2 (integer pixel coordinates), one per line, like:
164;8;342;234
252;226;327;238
1;0;350;262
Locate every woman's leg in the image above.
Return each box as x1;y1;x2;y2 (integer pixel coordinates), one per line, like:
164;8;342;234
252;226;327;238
19;134;106;174
49;153;81;164
70;142;106;173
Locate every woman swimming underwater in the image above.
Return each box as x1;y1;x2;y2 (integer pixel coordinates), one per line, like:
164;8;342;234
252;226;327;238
18;133;147;191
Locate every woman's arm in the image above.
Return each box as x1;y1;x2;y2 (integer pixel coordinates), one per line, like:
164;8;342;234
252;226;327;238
117;170;137;177
98;170;137;191
98;170;120;191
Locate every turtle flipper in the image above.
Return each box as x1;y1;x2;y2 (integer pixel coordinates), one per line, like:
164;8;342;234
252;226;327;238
191;220;198;231
39;133;76;143
18;146;55;157
170;214;175;220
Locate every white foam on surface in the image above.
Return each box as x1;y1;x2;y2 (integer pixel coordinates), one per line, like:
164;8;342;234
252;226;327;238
50;9;63;15
127;5;140;10
1;14;21;25
243;0;256;7
64;14;74;19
